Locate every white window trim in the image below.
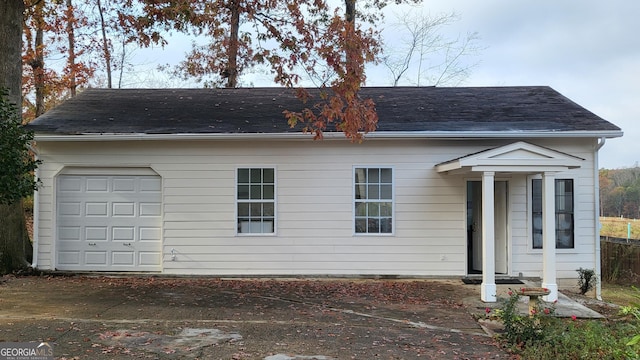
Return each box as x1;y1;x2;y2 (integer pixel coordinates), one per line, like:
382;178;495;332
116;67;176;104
235;166;277;236
527;174;577;254
352;166;395;236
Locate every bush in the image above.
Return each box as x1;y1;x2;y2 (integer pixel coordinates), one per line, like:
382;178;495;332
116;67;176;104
492;290;556;348
577;267;597;295
491;288;640;359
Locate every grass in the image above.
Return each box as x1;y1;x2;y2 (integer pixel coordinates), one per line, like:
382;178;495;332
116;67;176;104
602;283;640;307
601;217;640;240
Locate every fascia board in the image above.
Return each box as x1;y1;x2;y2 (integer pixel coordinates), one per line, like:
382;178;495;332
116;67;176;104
33;129;624;142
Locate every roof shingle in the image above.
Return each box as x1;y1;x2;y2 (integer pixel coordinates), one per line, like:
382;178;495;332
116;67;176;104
26;86;621;135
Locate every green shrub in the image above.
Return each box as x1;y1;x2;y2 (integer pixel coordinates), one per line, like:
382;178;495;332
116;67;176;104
577;267;597;295
492;288;640;359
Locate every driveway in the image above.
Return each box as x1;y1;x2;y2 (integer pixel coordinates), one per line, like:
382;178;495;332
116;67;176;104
0;276;510;359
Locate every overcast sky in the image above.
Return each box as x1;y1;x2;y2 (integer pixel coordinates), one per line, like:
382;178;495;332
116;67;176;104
383;0;639;169
134;1;638;169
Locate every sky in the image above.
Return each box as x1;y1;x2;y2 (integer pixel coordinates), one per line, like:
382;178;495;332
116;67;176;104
133;0;639;169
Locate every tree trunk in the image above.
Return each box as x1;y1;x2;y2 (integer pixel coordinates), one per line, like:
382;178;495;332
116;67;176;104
66;0;77;96
0;0;24;104
226;0;240;88
97;0;112;88
33;0;46;117
0;0;32;274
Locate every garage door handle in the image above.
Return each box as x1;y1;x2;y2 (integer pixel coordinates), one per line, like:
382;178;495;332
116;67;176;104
88;242;97;246
123;243;132;246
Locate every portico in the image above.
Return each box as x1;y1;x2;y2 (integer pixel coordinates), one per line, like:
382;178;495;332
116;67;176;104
436;141;583;302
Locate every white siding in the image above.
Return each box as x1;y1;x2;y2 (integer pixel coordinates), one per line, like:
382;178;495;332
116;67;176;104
34;137;599;279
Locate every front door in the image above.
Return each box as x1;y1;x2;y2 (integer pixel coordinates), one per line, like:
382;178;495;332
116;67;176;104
467;180;508;274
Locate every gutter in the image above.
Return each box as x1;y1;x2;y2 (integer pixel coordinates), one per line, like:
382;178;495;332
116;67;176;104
594;137;607;301
33;130;624;142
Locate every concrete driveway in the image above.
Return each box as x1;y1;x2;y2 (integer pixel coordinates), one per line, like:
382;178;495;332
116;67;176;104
0;276;517;359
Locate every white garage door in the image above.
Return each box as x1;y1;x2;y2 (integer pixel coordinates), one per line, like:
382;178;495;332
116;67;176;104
56;175;162;271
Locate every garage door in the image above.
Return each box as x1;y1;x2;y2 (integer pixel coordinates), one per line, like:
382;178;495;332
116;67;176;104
56;175;162;271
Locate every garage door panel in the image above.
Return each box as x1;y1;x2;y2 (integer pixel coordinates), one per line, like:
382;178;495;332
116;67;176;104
112;227;135;241
140;178;162;192
139;252;162;266
59;202;82;216
140;203;161;216
86;202;108;216
57;174;162;271
86;227;108;241
140;227;161;242
112;251;135;266
112;202;135;216
58;177;82;192
59;227;81;240
86;178;109;192
113;178;136;192
85;251;108;265
58;251;80;265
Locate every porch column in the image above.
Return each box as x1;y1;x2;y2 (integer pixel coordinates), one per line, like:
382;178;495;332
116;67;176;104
481;171;496;302
541;172;558;302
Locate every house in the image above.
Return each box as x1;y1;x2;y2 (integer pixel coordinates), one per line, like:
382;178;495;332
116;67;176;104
26;87;622;302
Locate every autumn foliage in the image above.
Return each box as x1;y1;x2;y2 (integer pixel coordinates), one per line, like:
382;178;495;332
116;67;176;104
21;0;422;138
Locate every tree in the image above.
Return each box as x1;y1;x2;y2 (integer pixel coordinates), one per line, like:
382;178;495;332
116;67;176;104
134;0;419;140
381;10;481;87
0;0;35;274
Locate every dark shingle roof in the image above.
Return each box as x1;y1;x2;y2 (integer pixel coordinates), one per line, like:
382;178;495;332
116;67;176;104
26;86;621;136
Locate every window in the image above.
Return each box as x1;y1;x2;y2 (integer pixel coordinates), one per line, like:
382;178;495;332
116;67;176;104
532;178;574;249
354;167;393;234
237;168;275;234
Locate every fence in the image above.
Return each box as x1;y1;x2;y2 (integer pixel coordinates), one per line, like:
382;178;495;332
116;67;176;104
601;237;640;283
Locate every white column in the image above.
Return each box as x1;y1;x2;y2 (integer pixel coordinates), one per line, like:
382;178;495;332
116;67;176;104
481;172;496;302
541;172;558;302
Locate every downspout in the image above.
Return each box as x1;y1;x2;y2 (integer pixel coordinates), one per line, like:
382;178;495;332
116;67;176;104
594;137;606;300
28;143;39;269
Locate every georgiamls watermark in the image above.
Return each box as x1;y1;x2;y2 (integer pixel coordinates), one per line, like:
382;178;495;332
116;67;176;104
0;342;53;360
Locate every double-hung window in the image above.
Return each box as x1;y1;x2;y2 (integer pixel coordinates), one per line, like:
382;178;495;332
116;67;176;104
237;168;275;234
354;167;393;234
531;178;574;249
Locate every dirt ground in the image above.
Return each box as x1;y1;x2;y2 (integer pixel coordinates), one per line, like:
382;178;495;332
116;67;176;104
0;275;513;359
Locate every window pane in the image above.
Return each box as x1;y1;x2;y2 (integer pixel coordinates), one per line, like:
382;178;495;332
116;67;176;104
263;168;274;183
263;185;274;199
263;220;274;233
380;218;392;233
238;185;249;199
263;203;274;216
238;203;249;216
250;203;262;216
532;179;542;212
355;184;366;199
355;219;367;233
380;185;392;199
250;185;261;199
368;218;380;233
380;202;392;216
380;168;392;183
249;168;261;183
367;202;379;216
355;168;366;184
368;184;379;199
355;202;366;216
238;169;249;183
368;168;379;183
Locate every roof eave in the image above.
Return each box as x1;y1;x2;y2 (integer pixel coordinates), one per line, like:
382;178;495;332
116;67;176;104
33;130;624;142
